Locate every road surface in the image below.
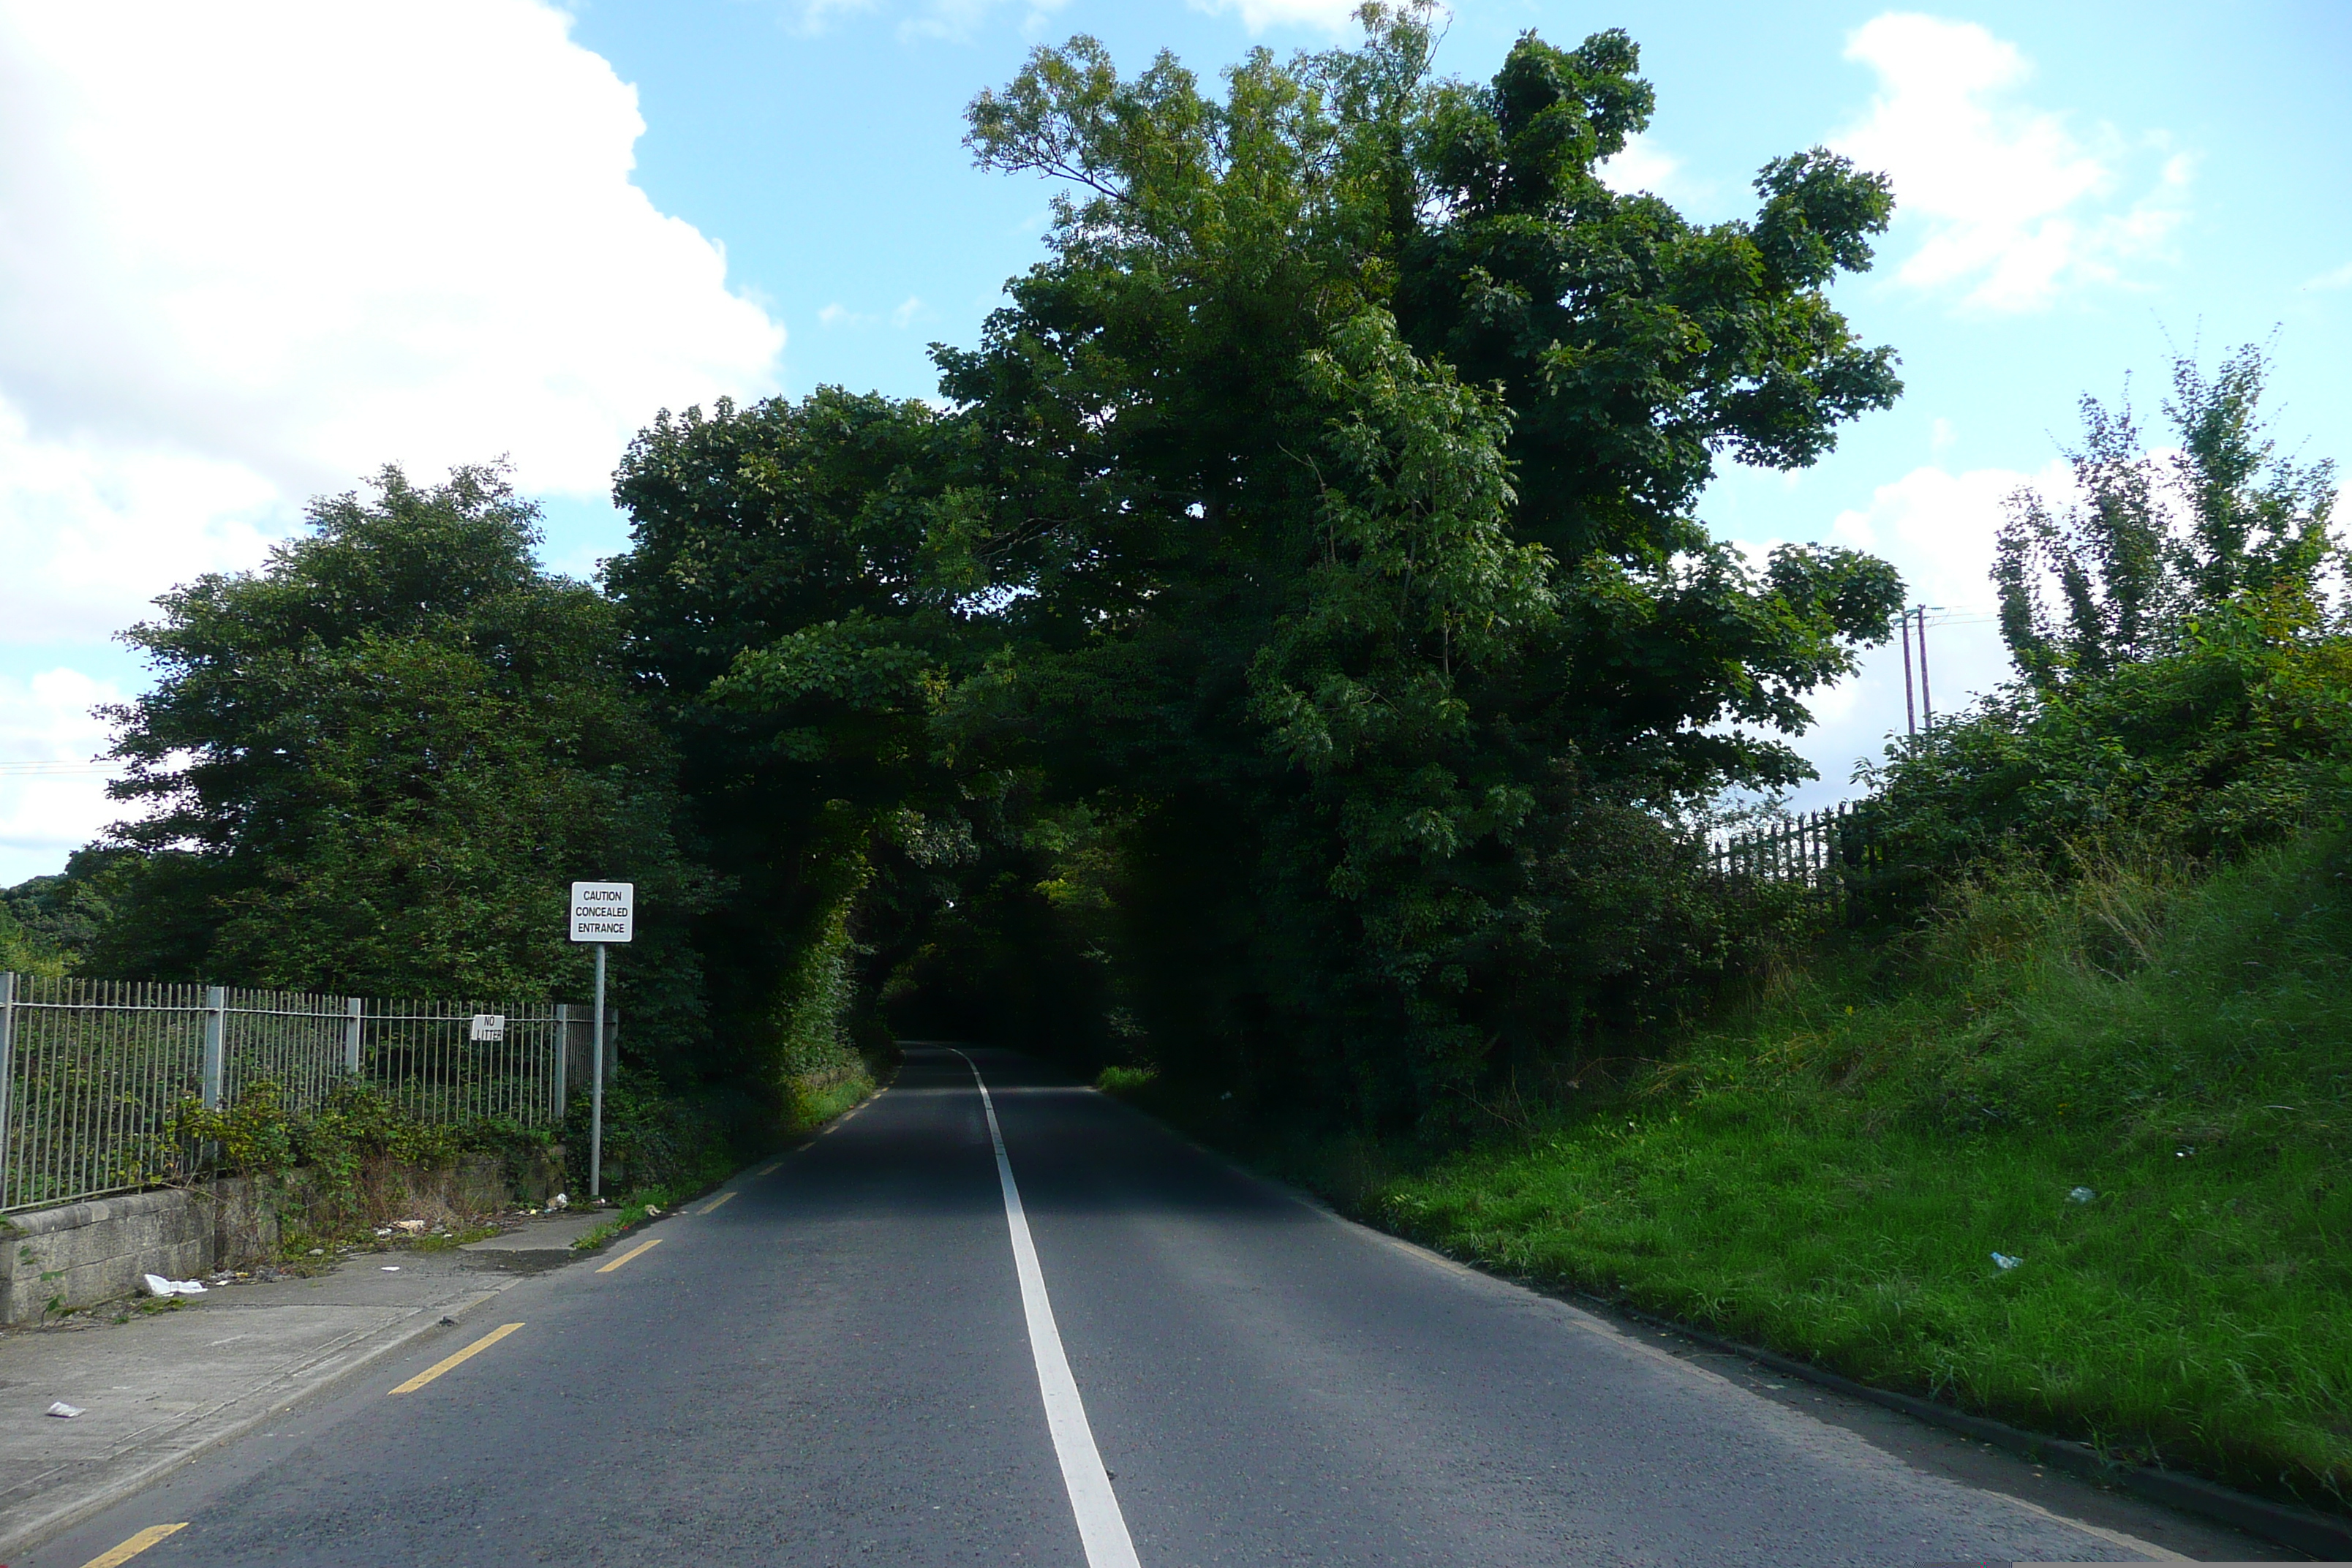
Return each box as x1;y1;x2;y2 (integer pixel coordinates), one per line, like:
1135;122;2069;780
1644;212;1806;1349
23;1047;2290;1565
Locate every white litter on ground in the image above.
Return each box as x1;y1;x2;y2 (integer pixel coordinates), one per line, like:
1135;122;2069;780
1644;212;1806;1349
47;1401;84;1418
1991;1252;2024;1270
381;1265;400;1272
142;1273;207;1297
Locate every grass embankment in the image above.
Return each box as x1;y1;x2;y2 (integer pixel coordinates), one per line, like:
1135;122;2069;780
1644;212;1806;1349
1136;834;2352;1512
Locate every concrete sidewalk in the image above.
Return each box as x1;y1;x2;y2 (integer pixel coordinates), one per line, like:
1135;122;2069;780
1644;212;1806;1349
0;1210;614;1559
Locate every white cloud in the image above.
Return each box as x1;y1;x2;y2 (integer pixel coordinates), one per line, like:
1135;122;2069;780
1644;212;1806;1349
1597;135;1686;200
1826;459;2059;611
0;1;785;872
791;0;1072;42
1833;12;2190;312
2303;260;2352;292
0;402;281;644
1755;458;2070;809
0;668;124;883
1186;0;1360;33
0;1;783;616
891;295;926;328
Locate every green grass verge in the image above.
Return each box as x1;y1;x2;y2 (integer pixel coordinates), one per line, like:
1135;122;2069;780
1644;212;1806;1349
1125;832;2352;1515
572;1187;674;1251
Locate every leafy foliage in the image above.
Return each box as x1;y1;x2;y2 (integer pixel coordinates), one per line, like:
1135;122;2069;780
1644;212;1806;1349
1995;342;2337;688
606;391;983;1086
1875;344;2348;878
924;10;1902;1120
167;1077;554;1233
94;464;712;1063
593;12;1906;1126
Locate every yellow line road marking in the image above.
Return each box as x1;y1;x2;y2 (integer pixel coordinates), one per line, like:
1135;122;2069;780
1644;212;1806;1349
756;1161;782;1176
80;1522;188;1566
698;1191;737;1215
598;1236;663;1273
389;1322;524;1394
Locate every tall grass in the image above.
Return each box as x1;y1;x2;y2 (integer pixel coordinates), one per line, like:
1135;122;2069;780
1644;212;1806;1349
1306;832;2352;1512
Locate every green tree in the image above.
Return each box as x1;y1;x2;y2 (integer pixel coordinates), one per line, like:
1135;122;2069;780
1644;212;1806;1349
606;391;997;1085
603;12;1906;1120
930;9;1904;1119
1876;344;2348;875
1995;343;2339;688
95;464;711;1059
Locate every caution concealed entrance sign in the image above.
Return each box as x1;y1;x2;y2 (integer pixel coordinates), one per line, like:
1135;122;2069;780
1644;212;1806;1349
569;882;635;943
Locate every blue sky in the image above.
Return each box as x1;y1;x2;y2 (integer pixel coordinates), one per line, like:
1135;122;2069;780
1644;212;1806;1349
1;0;2347;880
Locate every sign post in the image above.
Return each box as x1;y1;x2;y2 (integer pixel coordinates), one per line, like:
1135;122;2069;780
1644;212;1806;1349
568;881;635;1199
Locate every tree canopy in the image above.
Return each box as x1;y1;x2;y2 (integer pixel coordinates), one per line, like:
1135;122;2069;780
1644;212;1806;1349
93;464;710;1049
603;10;1907;1125
1870;342;2348;877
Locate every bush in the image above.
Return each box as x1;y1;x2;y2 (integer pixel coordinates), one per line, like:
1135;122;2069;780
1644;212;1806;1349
170;1079;555;1233
1863;609;2352;889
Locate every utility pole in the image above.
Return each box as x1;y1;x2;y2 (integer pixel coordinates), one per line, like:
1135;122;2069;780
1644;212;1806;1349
1900;609;1917;737
1899;607;1938;738
1918;608;1934;733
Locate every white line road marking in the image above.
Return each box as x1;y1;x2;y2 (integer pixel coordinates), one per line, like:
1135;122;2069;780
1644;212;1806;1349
950;1049;1142;1568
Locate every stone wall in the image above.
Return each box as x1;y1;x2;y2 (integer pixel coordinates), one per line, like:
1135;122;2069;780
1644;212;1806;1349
0;1145;565;1326
0;1190;212;1326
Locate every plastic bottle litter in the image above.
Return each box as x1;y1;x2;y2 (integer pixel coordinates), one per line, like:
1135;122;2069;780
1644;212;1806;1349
2068;1186;2096;1204
47;1401;84;1418
142;1273;207;1297
393;1218;426;1235
380;1265;401;1272
548;1193;569;1211
1990;1251;2024;1270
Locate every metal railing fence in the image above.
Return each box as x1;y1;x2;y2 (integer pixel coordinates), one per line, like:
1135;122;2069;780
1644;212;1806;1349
0;974;613;1214
1708;802;1888;898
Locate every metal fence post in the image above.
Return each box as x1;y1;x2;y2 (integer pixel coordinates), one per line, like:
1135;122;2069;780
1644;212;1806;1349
552;1003;569;1117
202;984;226;1109
344;996;363;1076
0;972;16;1209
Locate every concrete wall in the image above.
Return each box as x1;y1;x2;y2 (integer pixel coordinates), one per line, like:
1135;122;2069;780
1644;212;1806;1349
0;1147;564;1326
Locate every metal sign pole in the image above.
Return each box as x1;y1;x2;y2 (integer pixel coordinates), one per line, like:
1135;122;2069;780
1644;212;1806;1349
590;941;606;1200
568;879;633;1206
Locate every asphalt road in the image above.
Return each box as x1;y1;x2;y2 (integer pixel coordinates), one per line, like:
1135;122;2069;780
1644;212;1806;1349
26;1047;2294;1567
